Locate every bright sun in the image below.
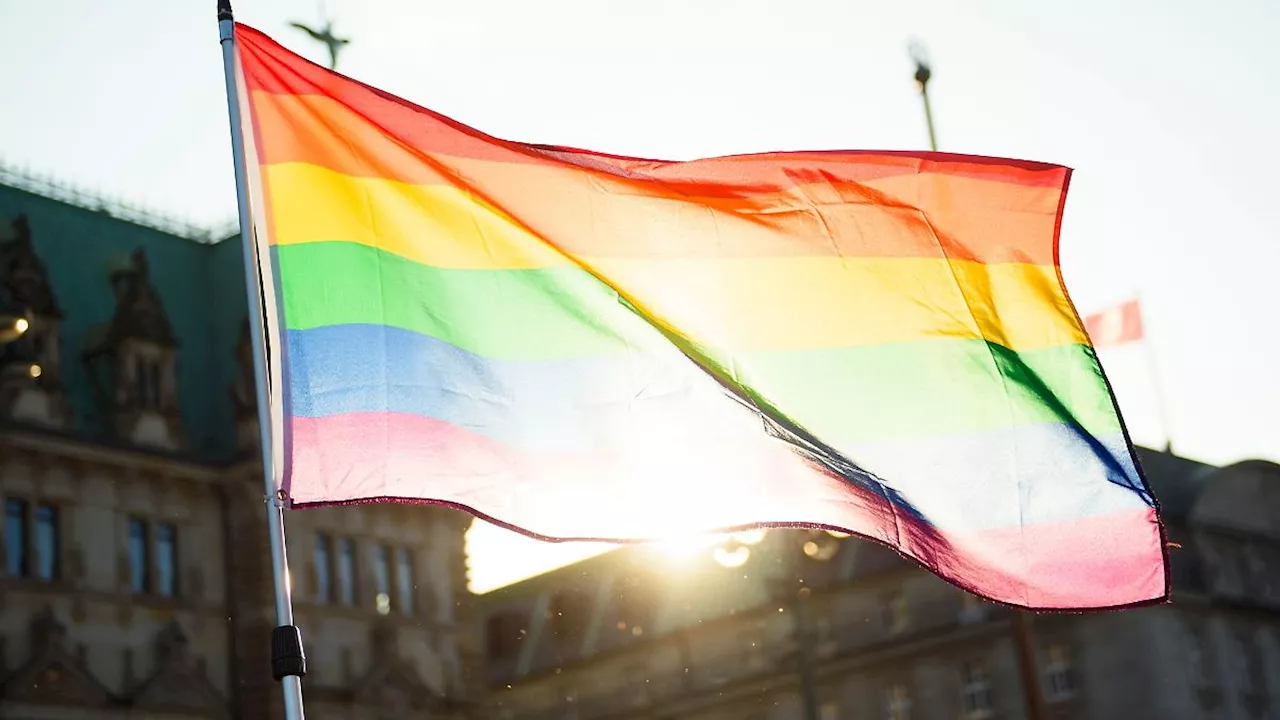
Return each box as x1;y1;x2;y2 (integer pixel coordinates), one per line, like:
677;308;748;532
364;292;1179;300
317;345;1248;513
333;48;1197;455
465;524;772;594
643;528;770;564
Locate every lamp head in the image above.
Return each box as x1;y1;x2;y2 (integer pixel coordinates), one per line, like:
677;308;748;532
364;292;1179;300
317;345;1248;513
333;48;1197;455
908;40;932;88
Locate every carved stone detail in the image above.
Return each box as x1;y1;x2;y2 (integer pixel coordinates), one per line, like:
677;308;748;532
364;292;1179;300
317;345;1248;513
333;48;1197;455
0;216;60;317
0;214;68;428
70;596;87;623
81;248;185;450
106;249;175;347
66;547;86;585
116;552;131;595
353;621;447;718
189;565;206;600
115;602;134;628
129;620;227;716
341;647;354;684
122;648;135;689
0;606;111;708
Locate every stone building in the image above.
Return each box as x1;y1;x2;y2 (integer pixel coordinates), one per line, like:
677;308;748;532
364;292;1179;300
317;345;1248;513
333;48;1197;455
479;449;1280;720
0;176;478;719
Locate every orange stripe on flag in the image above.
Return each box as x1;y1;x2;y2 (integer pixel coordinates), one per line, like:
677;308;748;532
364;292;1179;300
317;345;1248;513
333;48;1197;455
246;88;1068;266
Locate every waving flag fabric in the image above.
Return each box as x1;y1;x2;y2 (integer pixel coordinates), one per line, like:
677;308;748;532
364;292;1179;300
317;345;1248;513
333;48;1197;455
232;23;1166;609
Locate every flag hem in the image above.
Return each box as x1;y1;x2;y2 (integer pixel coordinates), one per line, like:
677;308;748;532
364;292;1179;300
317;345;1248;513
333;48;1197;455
291;494;1168;613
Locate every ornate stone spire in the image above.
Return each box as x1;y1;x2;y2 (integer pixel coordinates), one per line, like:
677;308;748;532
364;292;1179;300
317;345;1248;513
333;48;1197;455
82;247;184;449
0;214;61;318
106;248;176;347
0;213;68;428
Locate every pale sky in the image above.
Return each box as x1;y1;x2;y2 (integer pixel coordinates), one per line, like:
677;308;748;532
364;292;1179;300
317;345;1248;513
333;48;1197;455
3;0;1277;593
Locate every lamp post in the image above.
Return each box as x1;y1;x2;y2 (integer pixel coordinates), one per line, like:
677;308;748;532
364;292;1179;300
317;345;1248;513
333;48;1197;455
909;41;939;152
906;42;1048;720
1012;610;1049;720
763;530;841;720
770;580;821;720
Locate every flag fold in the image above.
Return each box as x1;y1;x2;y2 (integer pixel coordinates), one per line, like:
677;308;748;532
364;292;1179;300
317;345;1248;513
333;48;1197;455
233;23;1167;610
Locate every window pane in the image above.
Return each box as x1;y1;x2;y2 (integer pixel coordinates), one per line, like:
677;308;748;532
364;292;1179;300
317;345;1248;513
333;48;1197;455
148;362;162;409
374;544;390;595
133;357;146;407
34;504;58;580
888;592;909;634
395;547;414;616
314;534;332;603
886;684;911;720
156;523;177;597
5;499;28;577
374;544;391;615
1044;643;1075;701
128;519;150;593
1234;632;1257;694
961;660;992;716
336;538;356;605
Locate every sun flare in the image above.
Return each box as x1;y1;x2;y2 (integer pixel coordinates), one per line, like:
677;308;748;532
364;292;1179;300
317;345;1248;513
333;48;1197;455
466;523;773;593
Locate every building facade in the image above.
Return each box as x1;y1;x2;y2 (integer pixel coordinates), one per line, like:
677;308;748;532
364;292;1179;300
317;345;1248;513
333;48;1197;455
0;176;479;719
479;449;1280;720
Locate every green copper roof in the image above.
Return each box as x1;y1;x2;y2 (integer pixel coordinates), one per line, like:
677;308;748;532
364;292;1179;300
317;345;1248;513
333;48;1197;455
0;182;247;462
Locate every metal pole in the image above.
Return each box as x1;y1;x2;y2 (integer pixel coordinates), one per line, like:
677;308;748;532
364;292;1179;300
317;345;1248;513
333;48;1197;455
1134;293;1174;453
770;540;823;720
793;587;821;720
907;44;1043;720
918;86;938;152
216;2;307;719
765;575;820;720
1012;612;1048;720
910;46;938;152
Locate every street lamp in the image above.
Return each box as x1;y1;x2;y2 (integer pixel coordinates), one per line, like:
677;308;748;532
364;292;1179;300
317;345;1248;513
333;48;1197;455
765;529;842;720
908;40;939;152
711;529;835;719
905;42;1048;720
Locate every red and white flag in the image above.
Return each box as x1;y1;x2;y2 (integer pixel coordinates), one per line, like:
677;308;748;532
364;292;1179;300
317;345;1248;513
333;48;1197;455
1083;299;1144;347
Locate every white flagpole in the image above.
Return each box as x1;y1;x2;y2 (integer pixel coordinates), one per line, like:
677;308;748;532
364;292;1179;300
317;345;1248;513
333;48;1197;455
1135;294;1174;452
217;2;307;719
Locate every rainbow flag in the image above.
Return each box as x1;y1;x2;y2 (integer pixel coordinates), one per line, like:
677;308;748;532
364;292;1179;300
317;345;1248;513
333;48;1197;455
232;24;1166;610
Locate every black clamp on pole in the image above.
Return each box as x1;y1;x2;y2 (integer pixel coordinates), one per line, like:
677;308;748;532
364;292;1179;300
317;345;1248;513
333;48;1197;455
271;625;308;681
